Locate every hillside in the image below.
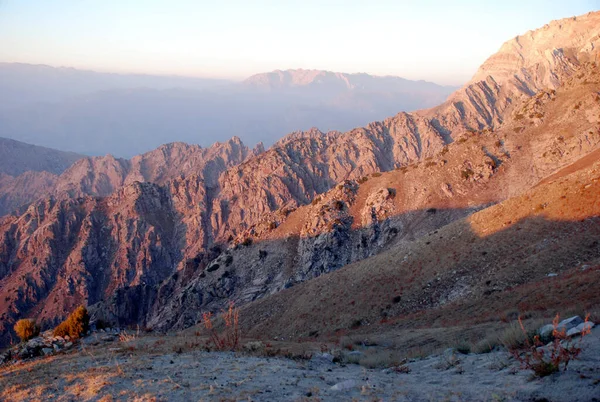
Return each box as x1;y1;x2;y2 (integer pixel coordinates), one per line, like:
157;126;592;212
237;147;600;342
0;11;599;349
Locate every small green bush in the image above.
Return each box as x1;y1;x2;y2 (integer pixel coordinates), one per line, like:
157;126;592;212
14;319;40;342
53;306;90;339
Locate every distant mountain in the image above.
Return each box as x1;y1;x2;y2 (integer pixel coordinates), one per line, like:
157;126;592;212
0;137;83;176
244;69;453;93
0;63;230;109
0;65;457;157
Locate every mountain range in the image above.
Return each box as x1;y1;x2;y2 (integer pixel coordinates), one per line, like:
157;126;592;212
0;11;599;351
0;65;456;157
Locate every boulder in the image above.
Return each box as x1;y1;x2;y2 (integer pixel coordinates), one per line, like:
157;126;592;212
566;321;595;337
42;348;53;356
539;316;586;337
539;324;554;338
26;337;44;348
557;316;585;332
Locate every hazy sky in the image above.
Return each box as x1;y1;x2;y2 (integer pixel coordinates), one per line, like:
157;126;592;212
1;0;598;85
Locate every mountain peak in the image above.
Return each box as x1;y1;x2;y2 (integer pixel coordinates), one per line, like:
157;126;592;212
469;11;600;91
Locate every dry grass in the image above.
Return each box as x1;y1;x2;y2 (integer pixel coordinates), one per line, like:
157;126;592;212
202;301;241;351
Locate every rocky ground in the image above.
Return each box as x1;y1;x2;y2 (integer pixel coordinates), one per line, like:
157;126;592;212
1;324;599;401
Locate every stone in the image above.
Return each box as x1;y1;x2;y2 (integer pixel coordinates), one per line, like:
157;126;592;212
539;324;555;338
42;348;53;356
330;379;356;391
566;321;595;337
26;337;43;348
64;342;73;349
53;344;60;352
311;353;334;364
557;316;585;332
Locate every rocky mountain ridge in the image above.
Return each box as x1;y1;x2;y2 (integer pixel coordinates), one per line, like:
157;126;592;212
1;12;599;346
0;137;263;216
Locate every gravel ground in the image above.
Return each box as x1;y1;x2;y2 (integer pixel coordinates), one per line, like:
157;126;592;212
1;327;599;401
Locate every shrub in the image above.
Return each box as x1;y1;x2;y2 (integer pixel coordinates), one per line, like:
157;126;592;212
53;306;90;339
371;172;382;178
510;314;591;377
311;196;322;206
202;301;241;351
14;319;40;342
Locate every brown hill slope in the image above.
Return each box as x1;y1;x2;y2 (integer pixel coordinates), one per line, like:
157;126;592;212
237;145;600;344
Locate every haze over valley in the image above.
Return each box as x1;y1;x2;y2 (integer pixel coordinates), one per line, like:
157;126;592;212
0;63;456;157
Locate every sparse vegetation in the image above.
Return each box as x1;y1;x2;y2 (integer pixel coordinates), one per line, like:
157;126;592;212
202;301;241;351
53;305;90;339
510;314;591;377
13;319;40;342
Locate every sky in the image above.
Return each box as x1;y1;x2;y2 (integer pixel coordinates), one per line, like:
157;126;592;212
0;0;598;85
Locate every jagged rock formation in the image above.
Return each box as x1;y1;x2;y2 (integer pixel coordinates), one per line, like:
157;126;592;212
1;12;600;346
0;137;263;216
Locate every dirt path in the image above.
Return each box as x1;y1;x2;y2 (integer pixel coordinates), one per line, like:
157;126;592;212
1;328;599;401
